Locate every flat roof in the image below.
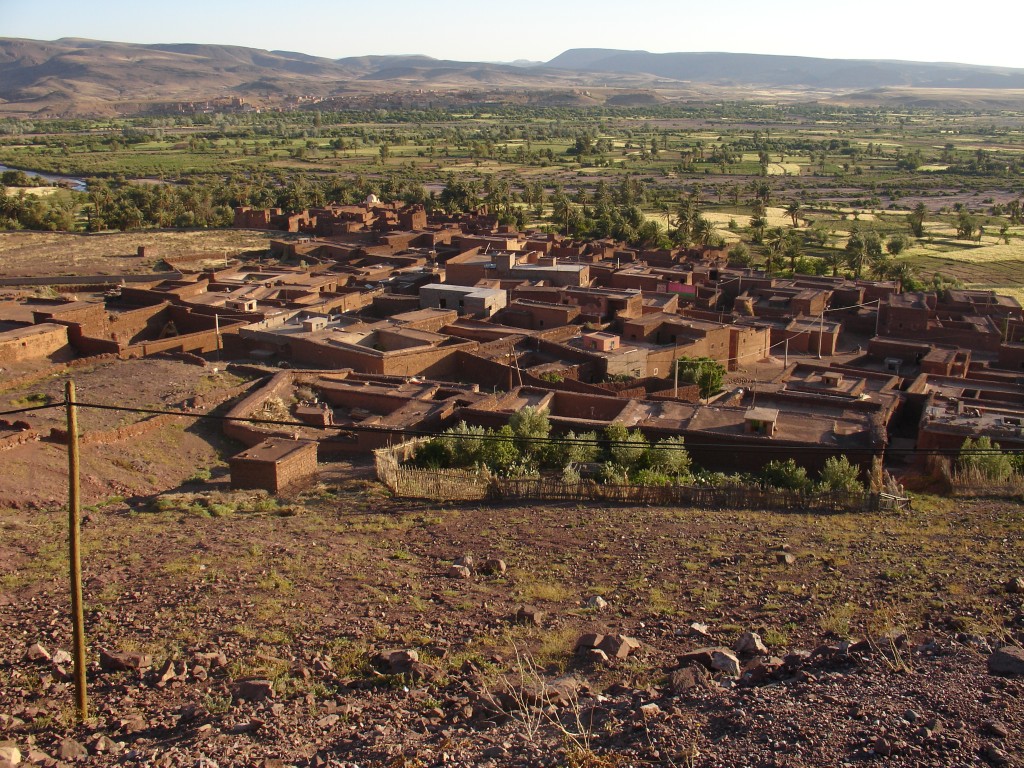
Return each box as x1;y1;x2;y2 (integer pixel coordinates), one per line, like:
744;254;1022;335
232;437;317;464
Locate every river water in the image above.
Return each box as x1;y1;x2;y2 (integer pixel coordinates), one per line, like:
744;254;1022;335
0;163;87;191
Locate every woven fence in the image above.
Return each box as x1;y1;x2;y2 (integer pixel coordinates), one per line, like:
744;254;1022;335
374;441;875;512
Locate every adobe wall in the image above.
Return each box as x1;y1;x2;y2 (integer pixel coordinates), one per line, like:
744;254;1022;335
0;324;72;364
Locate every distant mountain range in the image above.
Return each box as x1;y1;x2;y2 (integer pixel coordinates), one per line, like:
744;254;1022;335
2;37;1024;117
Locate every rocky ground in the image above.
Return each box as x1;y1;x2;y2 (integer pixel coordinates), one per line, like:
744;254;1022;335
1;482;1022;767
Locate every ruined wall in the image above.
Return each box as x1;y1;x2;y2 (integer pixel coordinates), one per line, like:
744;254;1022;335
0;324;71;364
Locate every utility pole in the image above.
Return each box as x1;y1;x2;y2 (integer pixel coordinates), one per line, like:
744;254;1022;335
65;380;88;721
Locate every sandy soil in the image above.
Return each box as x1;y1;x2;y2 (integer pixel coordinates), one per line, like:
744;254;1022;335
0;230;283;278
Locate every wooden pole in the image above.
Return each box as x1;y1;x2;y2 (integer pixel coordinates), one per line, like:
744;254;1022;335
65;380;88;721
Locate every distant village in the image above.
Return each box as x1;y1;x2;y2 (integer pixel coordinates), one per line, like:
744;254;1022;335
3;198;1024;491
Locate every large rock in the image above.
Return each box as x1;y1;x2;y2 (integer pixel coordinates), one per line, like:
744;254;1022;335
480;558;507;575
597;634;640;660
988;646;1024;677
668;664;710;694
231;678;275;702
514;605;544;626
0;745;21;767
679;647;725;670
584;595;608;611
58;739;88;763
1006;577;1024;594
24;643;50;663
711;649;742;678
575;633;604;652
447;564;472;580
735;631;768;657
99;649;152;672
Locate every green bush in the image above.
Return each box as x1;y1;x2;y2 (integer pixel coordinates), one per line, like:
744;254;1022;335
645;436;692;478
479;425;520;475
958;436;1015;482
760;459;811;492
605;423;649;470
816;456;863;493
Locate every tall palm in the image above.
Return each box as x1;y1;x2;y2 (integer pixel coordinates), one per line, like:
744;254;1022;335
786;201;803;228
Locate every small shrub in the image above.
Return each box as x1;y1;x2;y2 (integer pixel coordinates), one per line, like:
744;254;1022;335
760;459;811;492
816;456;863;493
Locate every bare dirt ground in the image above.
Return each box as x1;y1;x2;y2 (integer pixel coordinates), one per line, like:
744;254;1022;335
0;358;254;509
1;477;1022;766
0;230;281;278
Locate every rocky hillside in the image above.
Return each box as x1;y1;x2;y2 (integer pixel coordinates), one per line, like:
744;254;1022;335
4;37;1024;116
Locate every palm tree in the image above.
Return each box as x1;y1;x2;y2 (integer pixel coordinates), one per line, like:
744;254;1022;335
908;202;927;238
845;230;866;279
786;201;803;228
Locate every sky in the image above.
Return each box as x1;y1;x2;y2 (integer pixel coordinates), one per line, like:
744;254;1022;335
3;0;1022;69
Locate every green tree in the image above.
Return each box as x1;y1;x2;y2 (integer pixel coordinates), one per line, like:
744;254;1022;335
785;200;803;228
907;202;927;238
675;356;725;400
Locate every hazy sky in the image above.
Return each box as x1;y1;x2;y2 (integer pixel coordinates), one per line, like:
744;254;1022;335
3;0;1022;69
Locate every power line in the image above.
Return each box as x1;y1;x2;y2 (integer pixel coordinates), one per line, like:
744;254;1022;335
0;402;64;417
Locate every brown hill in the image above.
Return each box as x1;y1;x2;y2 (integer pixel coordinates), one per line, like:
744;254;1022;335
4;38;1024;116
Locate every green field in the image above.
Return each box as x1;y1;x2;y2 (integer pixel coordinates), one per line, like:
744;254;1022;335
1;104;1023;294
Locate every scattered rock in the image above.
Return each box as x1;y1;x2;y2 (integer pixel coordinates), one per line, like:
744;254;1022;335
874;735;902;757
50;649;72;666
58;739;87;763
514;605;544;626
575;633;604;652
584;595;608;611
479;558;506;575
24;644;50;663
447;564;472;580
597;634;640;660
92;735;121;755
678;646;740;676
668;664;710;694
981;743;1012;767
987;646;1024;676
384;649;418;674
711;649;742;678
0;746;21;767
231;679;275;703
688;622;710;638
194;651;228;669
983;720;1010;739
99;649;152;673
453;555;474;570
775;552;796;566
735;631;768;657
638;702;661;717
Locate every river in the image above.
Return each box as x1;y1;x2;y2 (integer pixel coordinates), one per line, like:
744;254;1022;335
0;164;87;191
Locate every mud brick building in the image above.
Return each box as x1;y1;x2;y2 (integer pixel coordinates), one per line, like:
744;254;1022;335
229;437;318;493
